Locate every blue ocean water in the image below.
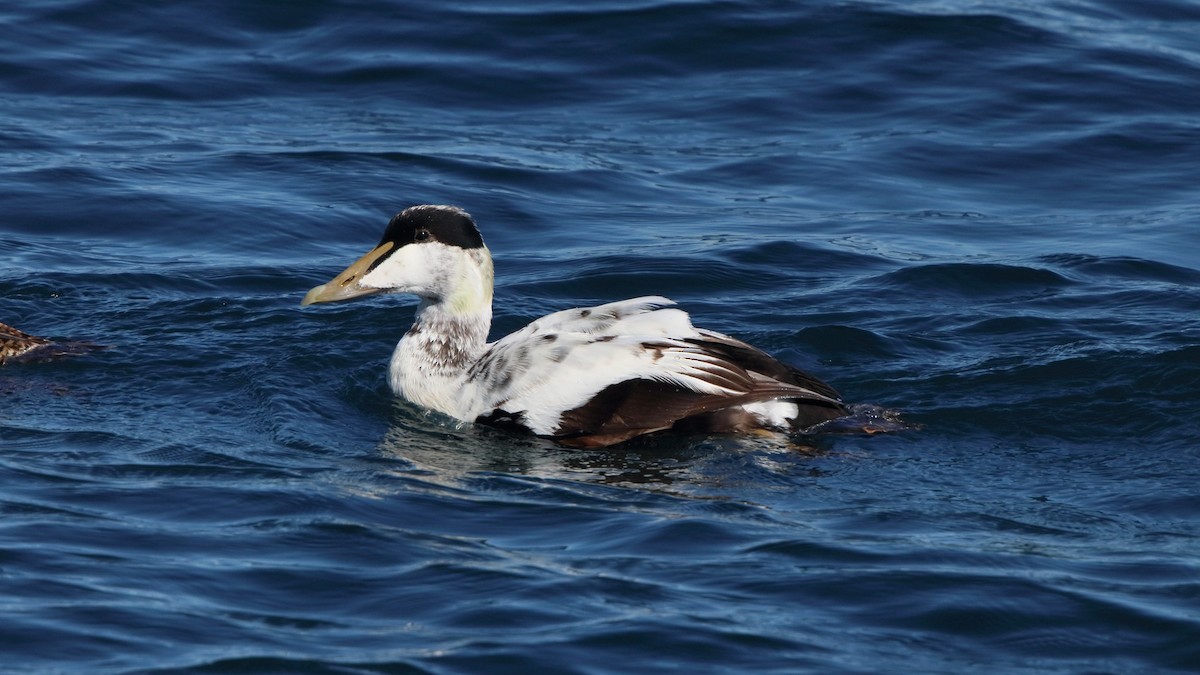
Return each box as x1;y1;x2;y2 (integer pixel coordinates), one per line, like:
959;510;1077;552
3;0;1199;672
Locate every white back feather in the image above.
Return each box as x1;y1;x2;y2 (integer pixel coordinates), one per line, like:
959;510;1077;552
455;296;754;434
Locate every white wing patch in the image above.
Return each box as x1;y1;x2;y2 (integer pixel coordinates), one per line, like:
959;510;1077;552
519;296;688;337
457;296;798;435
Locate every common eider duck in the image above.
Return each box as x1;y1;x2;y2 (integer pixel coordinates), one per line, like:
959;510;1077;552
0;322;54;365
1;322;102;365
302;205;848;447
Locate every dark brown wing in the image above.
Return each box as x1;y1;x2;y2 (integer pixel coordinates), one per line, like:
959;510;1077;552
548;334;847;447
688;329;843;401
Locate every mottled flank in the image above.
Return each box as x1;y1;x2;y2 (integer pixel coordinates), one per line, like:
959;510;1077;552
0;322;52;364
0;322;103;365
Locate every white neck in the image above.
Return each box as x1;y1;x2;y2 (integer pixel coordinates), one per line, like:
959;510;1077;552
387;248;494;419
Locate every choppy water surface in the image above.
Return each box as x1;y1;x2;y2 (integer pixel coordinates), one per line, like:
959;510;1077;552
3;1;1199;672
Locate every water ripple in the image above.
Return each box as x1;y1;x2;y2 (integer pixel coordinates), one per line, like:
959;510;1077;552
4;0;1200;672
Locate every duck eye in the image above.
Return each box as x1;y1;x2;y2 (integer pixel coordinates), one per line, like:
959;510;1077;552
414;229;432;242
